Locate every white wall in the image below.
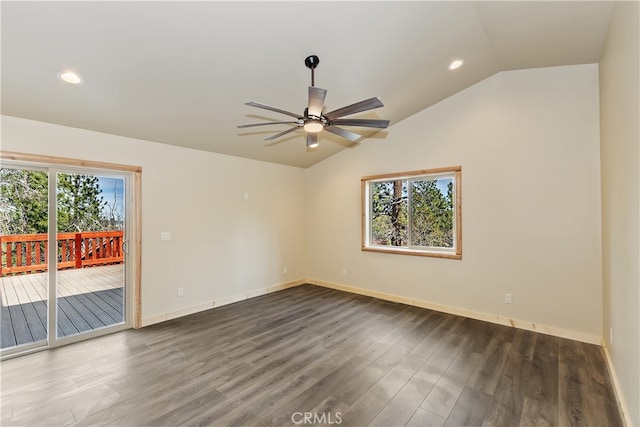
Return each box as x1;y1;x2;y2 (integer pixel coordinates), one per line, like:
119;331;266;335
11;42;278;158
600;1;640;425
0;116;307;324
305;64;603;343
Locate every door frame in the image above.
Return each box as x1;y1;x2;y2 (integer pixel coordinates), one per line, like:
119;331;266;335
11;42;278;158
0;151;142;358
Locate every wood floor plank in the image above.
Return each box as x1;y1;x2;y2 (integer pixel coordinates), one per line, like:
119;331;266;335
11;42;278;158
414;332;468;386
444;387;493;427
410;314;463;359
142;388;228;426
458;318;498;353
519;396;556;427
580;343;623;426
368;376;434;426
510;329;538;361
340;353;424;426
263;356;370;427
211;374;319;427
70;391;120;423
558;338;596;426
32;409;76;426
420;349;482;419
406;408;445;427
331;344;413;407
397;310;441;348
468;326;513;395
482;354;531;427
360;306;429;361
524;332;559;424
308;396;350;427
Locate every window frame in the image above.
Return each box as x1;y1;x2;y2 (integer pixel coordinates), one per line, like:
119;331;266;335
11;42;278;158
361;166;462;259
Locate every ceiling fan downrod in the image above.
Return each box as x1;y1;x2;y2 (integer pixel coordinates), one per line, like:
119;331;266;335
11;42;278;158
304;55;319;87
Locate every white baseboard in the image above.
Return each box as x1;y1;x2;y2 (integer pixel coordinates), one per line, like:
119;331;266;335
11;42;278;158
601;342;633;426
142;277;602;345
306;278;602;345
141;279;306;327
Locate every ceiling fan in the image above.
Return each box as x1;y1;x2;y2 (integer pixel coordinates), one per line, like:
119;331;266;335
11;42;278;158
237;55;390;148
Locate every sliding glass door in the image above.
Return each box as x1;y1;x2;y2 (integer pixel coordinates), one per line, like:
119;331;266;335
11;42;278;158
1;164;131;357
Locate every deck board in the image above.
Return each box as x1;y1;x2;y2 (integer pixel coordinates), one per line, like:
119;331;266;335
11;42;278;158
1;304;17;348
0;265;124;350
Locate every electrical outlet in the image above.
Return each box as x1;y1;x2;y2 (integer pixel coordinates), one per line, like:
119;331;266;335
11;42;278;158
177;287;184;297
283;266;288;274
504;293;512;304
341;268;347;276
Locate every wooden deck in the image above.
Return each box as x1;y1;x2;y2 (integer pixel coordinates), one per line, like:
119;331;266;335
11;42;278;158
0;264;124;350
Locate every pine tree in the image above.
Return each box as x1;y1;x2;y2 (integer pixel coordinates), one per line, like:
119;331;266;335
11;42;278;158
56;174;106;232
371;180;407;246
411;179;453;247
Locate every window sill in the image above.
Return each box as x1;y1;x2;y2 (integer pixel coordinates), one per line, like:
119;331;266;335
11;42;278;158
361;246;462;260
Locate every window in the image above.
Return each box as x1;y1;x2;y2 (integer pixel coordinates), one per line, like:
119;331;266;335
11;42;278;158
362;166;462;259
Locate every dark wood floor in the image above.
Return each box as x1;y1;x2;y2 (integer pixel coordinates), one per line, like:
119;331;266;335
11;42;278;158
0;284;623;426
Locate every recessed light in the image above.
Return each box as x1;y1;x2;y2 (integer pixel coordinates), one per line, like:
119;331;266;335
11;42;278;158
58;70;84;85
448;59;464;71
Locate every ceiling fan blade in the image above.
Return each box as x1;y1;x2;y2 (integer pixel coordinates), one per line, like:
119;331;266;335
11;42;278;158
323;125;362;142
237;121;298;129
324;97;384;120
306;132;318;148
245;101;301;119
331;118;390;129
264;125;301;141
308;86;327;117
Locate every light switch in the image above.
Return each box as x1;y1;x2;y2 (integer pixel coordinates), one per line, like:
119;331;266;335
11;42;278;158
160;231;171;241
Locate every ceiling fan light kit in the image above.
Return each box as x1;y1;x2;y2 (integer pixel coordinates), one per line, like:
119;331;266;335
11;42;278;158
237;55;390;149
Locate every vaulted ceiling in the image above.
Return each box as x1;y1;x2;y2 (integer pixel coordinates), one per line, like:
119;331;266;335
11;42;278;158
1;1;614;168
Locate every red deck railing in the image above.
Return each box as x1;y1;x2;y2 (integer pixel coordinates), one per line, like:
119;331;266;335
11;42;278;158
0;230;124;276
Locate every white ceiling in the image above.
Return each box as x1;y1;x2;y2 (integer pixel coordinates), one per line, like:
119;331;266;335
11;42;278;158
1;1;614;168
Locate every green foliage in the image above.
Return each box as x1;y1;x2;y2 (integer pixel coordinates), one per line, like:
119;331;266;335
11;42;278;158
410;179;453;247
370;177;453;248
0;169;48;234
1;169;109;235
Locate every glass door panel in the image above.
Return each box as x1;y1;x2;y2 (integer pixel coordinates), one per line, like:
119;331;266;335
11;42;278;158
0;167;49;351
55;173;126;339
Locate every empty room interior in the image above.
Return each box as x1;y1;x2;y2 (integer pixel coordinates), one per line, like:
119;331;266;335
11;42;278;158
1;1;639;426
